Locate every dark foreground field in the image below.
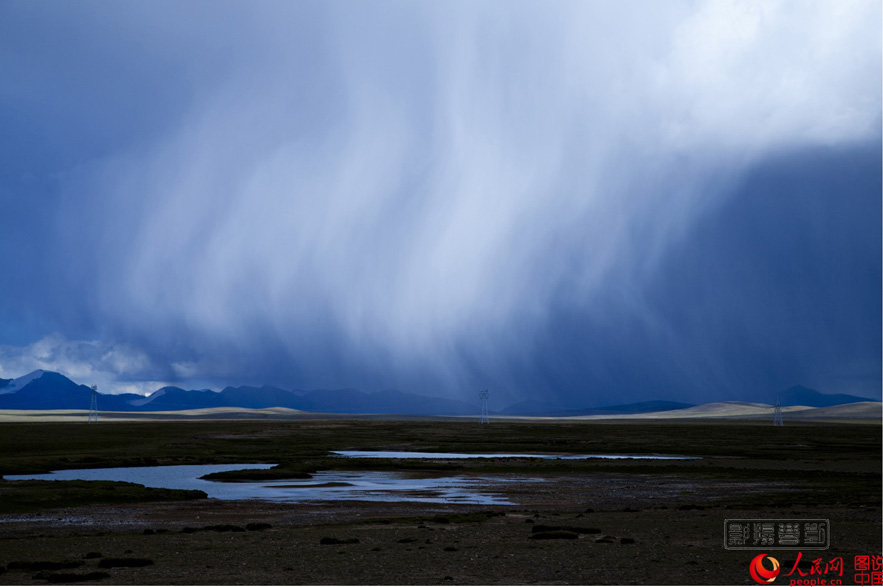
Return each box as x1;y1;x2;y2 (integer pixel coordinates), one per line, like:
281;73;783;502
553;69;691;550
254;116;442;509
0;418;880;585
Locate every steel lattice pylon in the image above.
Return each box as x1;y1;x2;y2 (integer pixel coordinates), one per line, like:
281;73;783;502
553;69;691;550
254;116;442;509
772;395;783;427
89;385;99;424
479;389;489;424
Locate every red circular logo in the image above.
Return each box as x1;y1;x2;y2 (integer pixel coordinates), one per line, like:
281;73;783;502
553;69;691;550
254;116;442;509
749;553;781;584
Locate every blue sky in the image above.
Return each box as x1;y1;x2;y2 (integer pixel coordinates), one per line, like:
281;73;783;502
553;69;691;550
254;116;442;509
0;1;880;406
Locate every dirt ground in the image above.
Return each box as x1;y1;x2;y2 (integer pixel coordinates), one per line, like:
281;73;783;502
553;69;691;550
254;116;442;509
0;473;879;585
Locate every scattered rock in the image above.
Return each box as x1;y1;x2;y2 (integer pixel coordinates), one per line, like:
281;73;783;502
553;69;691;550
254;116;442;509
529;531;579;540
204;524;246;532
320;537;359;545
98;558;154;569
532;525;557;533
35;571;111;583
531;525;600;535
8;561;84;572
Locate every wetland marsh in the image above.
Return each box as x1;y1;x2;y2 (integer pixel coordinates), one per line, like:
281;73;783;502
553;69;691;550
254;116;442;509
0;417;879;584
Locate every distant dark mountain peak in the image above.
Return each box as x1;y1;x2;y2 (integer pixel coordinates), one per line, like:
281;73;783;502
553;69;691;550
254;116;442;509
129;386;224;411
0;370;94;410
776;385;872;407
0;369;48;395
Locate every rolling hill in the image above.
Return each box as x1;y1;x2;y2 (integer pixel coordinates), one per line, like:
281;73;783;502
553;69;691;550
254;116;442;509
500;399;696;417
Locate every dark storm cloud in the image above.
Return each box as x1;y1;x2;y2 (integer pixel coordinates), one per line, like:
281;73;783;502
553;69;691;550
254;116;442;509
516;145;882;406
0;1;879;405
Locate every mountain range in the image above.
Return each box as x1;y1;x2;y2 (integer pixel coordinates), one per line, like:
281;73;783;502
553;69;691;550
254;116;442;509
0;370;877;416
0;371;483;415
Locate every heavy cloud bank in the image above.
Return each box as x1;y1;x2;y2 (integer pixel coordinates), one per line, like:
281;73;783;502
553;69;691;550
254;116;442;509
0;1;879;406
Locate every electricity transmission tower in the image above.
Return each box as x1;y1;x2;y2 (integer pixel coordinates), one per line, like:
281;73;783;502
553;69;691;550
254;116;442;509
89;385;99;424
772;395;783;427
479;389;489;424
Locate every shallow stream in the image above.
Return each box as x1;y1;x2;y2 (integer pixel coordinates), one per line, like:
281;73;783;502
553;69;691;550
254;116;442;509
6;464;526;505
332;450;696;460
5;451;695;505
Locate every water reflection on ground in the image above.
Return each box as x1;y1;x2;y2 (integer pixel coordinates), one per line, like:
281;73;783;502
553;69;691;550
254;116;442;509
263;471;529;504
6;465;527;505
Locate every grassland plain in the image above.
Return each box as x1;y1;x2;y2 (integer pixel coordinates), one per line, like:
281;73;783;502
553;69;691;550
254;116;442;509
0;418;879;585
